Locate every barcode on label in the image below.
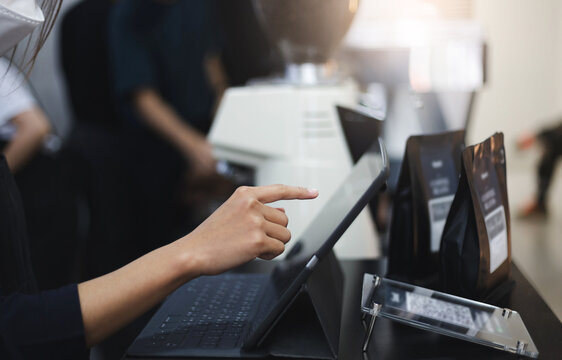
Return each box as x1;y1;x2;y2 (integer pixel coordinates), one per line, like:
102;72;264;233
485;207;505;239
430;197;454;222
428;195;455;252
484;206;508;273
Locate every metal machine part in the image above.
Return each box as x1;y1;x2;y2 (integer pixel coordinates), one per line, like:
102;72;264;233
253;0;358;65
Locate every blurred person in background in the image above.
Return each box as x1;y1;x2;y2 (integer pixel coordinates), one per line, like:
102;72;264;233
108;0;228;254
0;57;79;291
517;120;562;218
0;58;51;174
60;0;135;282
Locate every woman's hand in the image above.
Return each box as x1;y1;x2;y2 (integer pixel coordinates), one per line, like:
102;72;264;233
79;184;317;347
178;184;319;276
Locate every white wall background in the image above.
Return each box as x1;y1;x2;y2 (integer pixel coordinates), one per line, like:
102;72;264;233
468;0;562;153
468;1;562;320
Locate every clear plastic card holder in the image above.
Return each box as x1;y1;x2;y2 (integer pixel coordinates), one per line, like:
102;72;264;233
360;274;539;358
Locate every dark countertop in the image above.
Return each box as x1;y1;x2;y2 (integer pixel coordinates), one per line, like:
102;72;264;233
340;259;561;360
118;259;561;360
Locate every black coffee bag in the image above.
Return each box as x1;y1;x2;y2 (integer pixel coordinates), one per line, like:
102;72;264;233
440;132;511;300
387;130;465;287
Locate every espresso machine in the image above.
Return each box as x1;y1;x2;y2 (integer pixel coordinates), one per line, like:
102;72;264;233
209;0;380;259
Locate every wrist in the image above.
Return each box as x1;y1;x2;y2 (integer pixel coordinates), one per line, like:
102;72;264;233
169;235;205;281
177;136;195;157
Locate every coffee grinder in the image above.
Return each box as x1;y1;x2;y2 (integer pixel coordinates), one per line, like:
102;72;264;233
209;0;380;258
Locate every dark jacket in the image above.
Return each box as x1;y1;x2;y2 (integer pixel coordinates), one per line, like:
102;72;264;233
0;156;88;359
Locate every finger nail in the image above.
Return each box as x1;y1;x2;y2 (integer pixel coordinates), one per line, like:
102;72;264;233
307;188;319;196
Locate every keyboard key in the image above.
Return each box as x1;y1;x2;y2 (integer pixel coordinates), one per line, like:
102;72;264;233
145;339;164;348
169;334;186;345
225;330;241;338
159;323;175;330
210;324;227;331
194;324;209;331
222;334;240;342
218;339;238;349
208;330;224;337
162;334;185;348
193;330;206;337
183;335;202;347
164;315;182;323
152;334;167;341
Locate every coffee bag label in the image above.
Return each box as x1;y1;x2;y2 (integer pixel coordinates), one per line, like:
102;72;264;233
484;205;508;273
473;159;508;273
420;147;458;252
428;194;455;252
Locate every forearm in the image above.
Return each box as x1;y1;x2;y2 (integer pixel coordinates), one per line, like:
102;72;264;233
134;88;205;155
78;240;199;347
77;185;318;347
204;54;228;116
3;107;50;173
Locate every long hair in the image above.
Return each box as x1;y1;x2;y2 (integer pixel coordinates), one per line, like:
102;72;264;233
9;0;63;74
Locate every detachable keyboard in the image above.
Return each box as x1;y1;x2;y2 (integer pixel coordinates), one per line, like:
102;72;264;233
145;274;268;351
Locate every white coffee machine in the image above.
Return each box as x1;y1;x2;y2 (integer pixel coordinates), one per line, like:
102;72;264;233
209;0;380;259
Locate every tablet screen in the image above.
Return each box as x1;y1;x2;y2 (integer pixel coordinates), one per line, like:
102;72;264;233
245;138;388;347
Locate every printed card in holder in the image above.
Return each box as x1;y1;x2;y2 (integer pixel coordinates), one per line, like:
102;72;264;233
360;274;539;358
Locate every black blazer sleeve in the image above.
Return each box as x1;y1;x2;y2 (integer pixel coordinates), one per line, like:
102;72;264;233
0;284;89;359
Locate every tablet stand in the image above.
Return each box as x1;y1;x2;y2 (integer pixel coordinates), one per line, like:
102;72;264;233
261;251;344;360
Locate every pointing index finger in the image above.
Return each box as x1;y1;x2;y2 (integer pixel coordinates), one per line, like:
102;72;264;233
253;184;318;204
